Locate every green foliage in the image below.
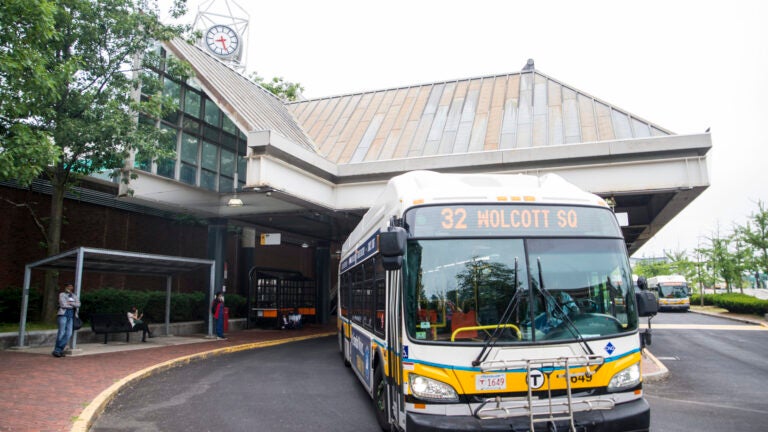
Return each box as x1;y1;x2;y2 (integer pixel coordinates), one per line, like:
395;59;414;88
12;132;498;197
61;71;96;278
690;293;715;306
0;287;43;323
710;293;768;316
248;72;305;102
737;200;768;278
633;260;671;278
224;292;247;318
691;293;768;316
0;0;192;187
1;285;247;325
0;0;61;183
78;288;205;323
1;0;193;322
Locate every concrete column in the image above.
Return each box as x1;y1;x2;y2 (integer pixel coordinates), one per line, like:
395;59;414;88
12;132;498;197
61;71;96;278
315;244;331;324
207;218;228;323
241;227;256;328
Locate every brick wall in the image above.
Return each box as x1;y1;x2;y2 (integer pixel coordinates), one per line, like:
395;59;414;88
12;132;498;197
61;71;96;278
1;184;319;315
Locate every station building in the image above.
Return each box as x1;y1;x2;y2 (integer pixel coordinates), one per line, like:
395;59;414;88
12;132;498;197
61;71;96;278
0;30;711;325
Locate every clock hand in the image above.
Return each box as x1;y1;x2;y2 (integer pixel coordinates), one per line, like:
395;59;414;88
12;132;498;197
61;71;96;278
215;36;228;50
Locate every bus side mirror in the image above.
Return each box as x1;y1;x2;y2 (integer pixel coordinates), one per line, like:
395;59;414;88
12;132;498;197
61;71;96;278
636;290;658;317
637;276;648;291
379;227;407;270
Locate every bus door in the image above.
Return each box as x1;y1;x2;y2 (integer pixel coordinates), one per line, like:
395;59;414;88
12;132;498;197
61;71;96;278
386;269;406;429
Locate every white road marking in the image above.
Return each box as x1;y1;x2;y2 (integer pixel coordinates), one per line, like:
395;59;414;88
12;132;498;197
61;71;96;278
639;324;767;330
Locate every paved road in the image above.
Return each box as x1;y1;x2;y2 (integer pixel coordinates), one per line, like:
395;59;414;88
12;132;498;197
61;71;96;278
92;312;768;432
91;336;381;432
645;311;768;432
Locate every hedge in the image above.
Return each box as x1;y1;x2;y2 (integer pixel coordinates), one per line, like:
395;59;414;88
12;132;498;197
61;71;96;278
691;293;768;316
0;287;246;324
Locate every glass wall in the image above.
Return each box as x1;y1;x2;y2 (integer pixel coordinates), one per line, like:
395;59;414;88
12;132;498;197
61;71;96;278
137;47;247;193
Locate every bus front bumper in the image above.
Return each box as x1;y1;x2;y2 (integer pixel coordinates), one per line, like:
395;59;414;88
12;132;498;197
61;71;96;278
405;397;649;432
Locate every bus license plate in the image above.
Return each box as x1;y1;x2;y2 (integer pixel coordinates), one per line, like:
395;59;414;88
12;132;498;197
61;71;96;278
476;373;506;391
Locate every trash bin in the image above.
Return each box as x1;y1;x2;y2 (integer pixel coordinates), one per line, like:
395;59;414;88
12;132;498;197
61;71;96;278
224;307;229;332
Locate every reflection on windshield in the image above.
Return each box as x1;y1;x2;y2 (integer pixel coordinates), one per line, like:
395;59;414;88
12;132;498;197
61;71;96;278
404;238;638;344
659;285;688;299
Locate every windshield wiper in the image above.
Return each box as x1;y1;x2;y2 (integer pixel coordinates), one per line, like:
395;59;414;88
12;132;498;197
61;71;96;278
473;258;522;367
535;257;594;356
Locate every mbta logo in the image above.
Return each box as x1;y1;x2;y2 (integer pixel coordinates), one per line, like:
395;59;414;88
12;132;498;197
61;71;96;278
527;369;546;389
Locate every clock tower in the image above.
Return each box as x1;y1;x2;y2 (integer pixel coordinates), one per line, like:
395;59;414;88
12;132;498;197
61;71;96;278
192;0;249;72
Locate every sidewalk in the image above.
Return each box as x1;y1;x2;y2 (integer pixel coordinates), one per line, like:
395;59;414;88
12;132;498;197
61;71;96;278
3;308;765;432
0;323;337;432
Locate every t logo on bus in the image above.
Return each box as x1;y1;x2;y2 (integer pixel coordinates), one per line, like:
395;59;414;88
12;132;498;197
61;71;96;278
527;369;545;389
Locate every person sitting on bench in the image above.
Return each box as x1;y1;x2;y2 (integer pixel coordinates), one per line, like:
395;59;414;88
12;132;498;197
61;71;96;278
127;306;153;342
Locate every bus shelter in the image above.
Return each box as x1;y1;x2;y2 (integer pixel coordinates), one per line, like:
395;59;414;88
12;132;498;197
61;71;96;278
247;267;316;329
17;247;215;348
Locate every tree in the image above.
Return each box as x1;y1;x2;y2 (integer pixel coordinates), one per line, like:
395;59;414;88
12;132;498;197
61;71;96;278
632;259;671;278
248;72;305;102
0;0;61;183
0;0;192;322
698;228;746;293
736;200;768;287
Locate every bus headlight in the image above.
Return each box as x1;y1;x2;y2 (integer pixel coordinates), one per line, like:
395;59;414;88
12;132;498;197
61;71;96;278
607;363;641;392
409;373;459;402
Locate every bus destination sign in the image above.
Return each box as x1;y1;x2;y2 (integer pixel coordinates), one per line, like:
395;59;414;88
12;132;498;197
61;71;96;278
406;204;620;238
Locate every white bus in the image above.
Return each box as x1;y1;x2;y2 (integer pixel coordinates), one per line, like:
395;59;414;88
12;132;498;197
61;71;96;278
646;275;690;311
338;171;654;432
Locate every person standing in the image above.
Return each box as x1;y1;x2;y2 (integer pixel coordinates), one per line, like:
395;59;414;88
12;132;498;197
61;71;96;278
211;291;226;340
127;306;153;342
52;283;80;357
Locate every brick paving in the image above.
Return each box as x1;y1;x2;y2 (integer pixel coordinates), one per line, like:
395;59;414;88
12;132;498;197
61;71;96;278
0;324;336;432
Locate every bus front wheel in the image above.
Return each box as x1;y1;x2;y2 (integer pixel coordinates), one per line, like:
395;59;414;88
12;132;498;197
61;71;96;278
374;366;389;431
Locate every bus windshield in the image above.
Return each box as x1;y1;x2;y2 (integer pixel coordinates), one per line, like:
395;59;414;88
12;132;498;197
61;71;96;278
403;238;638;344
659;284;688;299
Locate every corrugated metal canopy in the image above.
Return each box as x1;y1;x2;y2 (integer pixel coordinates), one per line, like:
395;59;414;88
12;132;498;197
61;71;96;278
287;61;673;164
165;38;317;152
26;247;214;277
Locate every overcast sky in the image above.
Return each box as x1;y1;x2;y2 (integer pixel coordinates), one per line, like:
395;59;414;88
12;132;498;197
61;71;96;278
167;0;768;258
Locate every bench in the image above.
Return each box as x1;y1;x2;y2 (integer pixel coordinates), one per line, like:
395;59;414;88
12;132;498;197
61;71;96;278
89;313;141;344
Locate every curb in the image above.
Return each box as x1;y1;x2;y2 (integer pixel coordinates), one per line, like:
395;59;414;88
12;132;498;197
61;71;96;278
688;308;768;328
70;331;335;432
641;349;669;382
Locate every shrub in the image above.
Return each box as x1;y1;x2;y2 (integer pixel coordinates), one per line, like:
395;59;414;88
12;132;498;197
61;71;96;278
3;286;248;324
78;288;210;323
224;293;246;318
711;293;768;316
690;294;716;306
0;287;42;323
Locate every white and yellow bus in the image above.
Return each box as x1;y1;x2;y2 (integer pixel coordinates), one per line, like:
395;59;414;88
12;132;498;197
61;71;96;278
647;275;690;311
338;171;655;432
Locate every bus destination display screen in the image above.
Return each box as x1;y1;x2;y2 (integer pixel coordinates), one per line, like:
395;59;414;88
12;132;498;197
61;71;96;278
405;204;622;238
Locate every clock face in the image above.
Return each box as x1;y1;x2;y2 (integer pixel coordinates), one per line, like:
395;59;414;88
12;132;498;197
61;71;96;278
205;25;240;57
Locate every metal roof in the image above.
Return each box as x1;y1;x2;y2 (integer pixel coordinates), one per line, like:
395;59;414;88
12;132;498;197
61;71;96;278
165;38;317;152
287;60;673;164
26;247;215;277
